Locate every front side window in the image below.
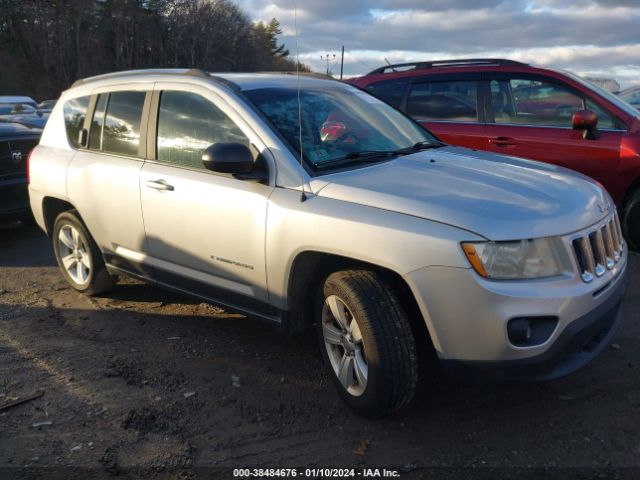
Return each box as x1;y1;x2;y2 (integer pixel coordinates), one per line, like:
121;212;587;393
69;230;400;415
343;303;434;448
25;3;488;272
585;99;617;129
491;78;583;127
244;84;439;171
406;81;478;121
156;91;249;169
63;96;90;148
101;91;146;156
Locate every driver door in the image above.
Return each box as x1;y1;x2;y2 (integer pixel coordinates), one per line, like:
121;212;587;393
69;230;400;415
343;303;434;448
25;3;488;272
139;84;274;309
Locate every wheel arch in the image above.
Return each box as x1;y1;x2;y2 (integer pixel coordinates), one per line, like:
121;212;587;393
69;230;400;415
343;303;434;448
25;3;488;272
621;173;640;210
42;196;78;237
283;250;438;366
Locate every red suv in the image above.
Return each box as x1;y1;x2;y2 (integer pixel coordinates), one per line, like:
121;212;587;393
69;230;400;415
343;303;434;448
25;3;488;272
351;59;640;248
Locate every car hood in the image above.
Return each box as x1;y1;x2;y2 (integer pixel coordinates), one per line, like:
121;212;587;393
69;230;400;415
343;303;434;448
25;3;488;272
316;146;610;240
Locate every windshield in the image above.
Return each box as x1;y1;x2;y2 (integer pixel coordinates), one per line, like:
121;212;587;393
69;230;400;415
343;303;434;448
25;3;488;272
619;88;640;107
0;103;37;115
243;84;439;169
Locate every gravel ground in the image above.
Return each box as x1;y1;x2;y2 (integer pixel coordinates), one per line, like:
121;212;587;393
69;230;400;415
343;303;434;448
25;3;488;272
0;221;639;479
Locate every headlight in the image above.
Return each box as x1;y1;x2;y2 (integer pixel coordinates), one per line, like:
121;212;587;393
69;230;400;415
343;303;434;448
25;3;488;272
462;238;564;280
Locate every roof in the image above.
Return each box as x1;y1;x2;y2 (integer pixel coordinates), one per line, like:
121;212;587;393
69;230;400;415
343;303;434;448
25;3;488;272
365;58;529;75
0;95;37;104
69;68;339;92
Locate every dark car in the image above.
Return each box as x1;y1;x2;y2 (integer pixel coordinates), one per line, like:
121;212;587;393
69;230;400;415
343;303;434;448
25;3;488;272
0;121;41;223
0;103;49;129
351;58;640;248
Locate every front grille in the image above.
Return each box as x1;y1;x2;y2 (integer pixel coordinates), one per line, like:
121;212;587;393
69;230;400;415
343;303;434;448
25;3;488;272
0;138;39;177
572;213;624;283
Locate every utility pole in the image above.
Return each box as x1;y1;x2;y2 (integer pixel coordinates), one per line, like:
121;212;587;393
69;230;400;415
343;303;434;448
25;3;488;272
340;46;344;80
321;53;336;77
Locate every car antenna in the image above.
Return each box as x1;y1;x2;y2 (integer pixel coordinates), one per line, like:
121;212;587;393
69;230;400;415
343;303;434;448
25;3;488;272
384;57;397;72
294;0;307;202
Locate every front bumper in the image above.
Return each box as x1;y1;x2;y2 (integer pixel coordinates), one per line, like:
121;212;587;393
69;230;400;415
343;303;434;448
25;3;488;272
405;245;628;381
441;263;628;381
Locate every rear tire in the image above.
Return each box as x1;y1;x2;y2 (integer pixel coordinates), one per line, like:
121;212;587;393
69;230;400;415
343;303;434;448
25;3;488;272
622;189;640;251
52;210;116;295
316;270;418;417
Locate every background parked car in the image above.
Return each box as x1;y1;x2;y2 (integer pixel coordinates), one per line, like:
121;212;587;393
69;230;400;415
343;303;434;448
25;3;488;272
351;59;640;249
0;102;49;129
0;120;41;223
618;86;640;111
37;99;57;114
0;95;37;109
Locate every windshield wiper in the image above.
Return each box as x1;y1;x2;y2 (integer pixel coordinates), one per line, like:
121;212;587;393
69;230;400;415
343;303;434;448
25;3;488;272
392;140;445;155
314;150;397;170
313;141;445;171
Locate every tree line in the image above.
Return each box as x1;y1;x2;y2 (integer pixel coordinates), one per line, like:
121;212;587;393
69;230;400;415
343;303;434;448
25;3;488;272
0;0;307;100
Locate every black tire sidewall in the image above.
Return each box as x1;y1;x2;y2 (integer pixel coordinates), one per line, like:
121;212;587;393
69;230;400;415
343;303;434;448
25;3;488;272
623;190;640;250
315;272;401;416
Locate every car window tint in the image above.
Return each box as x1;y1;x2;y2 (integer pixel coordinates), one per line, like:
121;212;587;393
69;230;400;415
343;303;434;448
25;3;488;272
491;79;584;127
89;94;108;151
364;78;409;109
63;96;90;148
101;91;146;157
585;99;616;129
406;81;478;121
156;91;249;169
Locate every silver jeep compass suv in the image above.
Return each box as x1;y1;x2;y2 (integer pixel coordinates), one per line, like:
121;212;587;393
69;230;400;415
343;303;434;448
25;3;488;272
28;69;628;416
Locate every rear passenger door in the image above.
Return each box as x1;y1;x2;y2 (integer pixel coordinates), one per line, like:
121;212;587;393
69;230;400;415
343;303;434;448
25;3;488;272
364;74;485;149
139;84;274;310
66;87;151;276
402;74;485;149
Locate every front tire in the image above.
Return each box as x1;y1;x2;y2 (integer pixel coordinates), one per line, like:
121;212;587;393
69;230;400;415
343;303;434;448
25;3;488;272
622;189;640;251
316;270;418;416
52;211;116;295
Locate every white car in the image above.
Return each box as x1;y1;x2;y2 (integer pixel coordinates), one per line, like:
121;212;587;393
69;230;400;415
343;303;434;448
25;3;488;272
28;69;628;416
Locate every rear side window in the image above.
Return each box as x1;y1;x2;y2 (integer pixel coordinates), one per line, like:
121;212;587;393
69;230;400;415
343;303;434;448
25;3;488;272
63;96;90;148
406;81;478;121
102;92;146;157
364;78;409;109
156;91;249;169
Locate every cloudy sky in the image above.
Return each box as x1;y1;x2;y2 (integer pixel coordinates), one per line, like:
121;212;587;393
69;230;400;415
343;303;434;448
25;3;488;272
236;0;640;88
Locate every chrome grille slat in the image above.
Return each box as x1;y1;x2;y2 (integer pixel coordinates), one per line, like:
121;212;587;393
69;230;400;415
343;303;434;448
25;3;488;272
602;222;615;269
571;213;624;283
589;229;606;277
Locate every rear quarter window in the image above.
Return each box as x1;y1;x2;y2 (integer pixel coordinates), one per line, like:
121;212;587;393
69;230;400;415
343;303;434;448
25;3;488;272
63;96;90;148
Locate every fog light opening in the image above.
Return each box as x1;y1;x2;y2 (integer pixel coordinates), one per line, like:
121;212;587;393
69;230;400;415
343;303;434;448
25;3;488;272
508;316;558;347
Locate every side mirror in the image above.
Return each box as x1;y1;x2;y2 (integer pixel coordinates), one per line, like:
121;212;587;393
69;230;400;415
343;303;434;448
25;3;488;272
572;110;600;140
202;143;253;174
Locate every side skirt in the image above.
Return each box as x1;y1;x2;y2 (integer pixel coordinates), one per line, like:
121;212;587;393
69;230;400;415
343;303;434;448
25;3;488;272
105;263;284;325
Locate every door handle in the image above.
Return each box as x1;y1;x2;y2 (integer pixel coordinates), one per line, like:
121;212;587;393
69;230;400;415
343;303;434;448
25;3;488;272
489;136;517;147
145;179;174;191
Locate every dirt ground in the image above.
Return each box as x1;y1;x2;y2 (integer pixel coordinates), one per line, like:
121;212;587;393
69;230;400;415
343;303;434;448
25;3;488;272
0;221;639;479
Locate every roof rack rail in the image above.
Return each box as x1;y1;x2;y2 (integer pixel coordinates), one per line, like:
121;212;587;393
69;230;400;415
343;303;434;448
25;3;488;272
70;68;211;88
366;58;529;75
